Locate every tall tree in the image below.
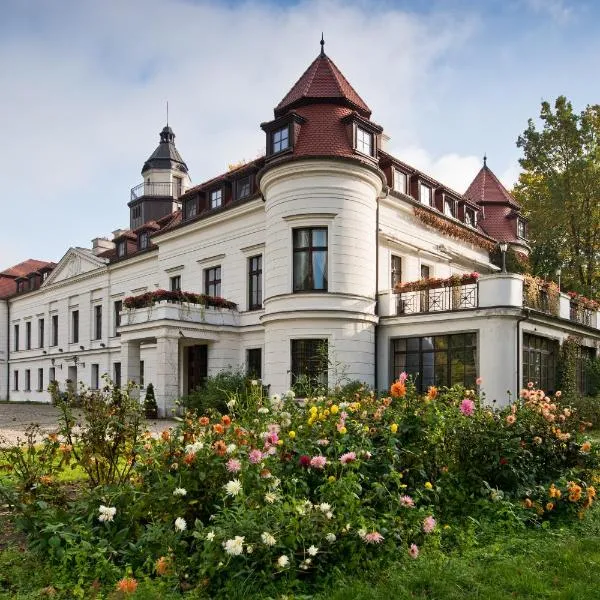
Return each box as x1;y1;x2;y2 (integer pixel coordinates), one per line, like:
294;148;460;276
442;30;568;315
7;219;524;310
514;96;600;296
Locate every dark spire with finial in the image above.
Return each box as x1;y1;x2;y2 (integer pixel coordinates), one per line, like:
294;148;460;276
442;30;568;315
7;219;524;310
320;32;325;56
483;153;487;167
142;124;188;174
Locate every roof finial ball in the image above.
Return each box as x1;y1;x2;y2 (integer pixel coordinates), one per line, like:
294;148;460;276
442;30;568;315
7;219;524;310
483;153;487;167
320;32;325;56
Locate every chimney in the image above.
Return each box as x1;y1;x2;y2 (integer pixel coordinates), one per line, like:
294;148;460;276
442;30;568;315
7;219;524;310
91;237;115;256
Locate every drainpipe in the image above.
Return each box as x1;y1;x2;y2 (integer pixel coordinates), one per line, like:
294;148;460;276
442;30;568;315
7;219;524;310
515;308;530;402
5;299;10;401
374;186;388;394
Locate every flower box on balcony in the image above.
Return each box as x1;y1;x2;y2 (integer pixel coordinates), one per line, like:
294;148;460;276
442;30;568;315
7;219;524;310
124;289;237;310
394;272;479;294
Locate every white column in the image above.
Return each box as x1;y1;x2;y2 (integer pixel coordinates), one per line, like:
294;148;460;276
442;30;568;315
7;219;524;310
121;340;141;398
155;336;179;417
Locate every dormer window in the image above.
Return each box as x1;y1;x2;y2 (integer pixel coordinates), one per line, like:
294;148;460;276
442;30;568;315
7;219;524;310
420;183;432;206
272;126;289;153
393;169;406;194
210;189;222;209
517;218;527;239
117;240;126;258
356;126;373;156
184;197;197;220
236;176;251;201
444;198;456;218
465;208;476;228
138;231;149;250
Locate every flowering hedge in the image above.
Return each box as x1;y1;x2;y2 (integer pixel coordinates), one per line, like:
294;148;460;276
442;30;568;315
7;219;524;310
1;378;598;598
395;272;479;294
123;289;237;310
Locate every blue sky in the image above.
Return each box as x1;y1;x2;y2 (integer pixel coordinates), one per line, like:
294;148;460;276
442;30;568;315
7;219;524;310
1;0;598;267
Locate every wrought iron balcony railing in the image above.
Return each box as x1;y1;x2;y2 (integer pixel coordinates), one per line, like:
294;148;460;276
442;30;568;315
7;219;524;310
570;303;593;327
396;283;478;315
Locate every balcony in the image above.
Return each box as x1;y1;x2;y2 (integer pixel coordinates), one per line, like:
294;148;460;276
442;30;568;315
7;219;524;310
130;181;181;202
378;273;599;330
121;301;239;329
397;283;478;315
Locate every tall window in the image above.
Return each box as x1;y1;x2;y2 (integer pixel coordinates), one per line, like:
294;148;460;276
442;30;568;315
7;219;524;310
392;333;477;393
94;305;102;340
37;368;44;392
71;310;79;344
293;228;328;292
248;255;262;310
114;300;122;337
576;346;595;395
356;127;373;156
25;322;31;350
117;241;126;258
14;324;19;351
210;189;222;209
51;315;58;346
49;367;56;383
38;318;44;348
465;208;476;228
272;126;289;153
394;169;406;194
444;198;456;218
518;218;527;239
138;231;149;250
246;348;262;379
420;183;432;206
13;370;19;391
236;176;251;200
185;198;198;220
291;339;328;391
522;333;558;392
205;266;221;297
114;362;122;388
24;369;31;391
91;364;99;390
170;275;181;291
173;176;183;198
139;360;145;387
391;255;402;288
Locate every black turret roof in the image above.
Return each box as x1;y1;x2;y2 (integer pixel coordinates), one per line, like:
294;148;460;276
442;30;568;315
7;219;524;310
142;126;188;174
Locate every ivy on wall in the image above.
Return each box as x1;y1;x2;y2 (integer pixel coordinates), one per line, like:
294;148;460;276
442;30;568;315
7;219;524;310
558;337;581;397
413;207;496;251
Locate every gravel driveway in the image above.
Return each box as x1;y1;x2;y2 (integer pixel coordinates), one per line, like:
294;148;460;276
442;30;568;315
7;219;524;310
0;402;175;446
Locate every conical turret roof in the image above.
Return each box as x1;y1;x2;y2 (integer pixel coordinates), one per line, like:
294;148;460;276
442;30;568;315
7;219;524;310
142;126;188;174
274;49;371;118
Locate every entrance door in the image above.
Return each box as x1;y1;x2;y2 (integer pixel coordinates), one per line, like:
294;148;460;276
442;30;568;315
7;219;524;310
187;345;208;393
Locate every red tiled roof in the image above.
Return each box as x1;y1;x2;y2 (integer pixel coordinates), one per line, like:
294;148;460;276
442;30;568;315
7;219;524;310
0;259;55;278
478;205;519;242
275;53;371;118
464;165;520;208
0;277;16;299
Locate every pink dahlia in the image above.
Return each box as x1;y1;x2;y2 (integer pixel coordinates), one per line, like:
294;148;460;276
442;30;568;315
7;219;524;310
363;531;384;544
265;431;279;445
226;458;242;473
339;452;357;465
423;516;436;533
248;449;263;464
409;543;419;559
399;495;415;508
310;455;327;469
460;398;475;416
399;371;408;383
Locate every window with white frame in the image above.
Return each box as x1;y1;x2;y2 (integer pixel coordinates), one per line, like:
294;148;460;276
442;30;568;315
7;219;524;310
293;228;328;292
205;266;221;297
272;126;289;153
210;189;222;209
444;198;456;218
356;126;373;156
420;183;432;206
394;169;406;194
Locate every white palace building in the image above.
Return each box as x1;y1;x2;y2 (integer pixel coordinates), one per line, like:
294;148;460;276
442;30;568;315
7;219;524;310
1;45;599;414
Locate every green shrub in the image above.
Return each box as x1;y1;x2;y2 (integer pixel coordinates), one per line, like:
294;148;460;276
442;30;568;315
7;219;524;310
144;382;158;419
179;368;251;414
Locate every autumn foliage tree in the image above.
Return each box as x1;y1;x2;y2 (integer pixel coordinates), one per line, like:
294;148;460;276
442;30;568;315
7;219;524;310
514;96;600;296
